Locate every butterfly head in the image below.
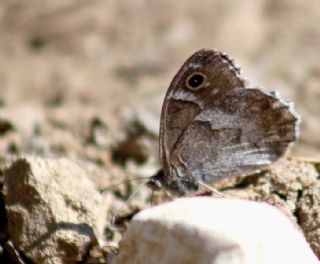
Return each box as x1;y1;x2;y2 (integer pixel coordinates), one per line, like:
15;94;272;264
146;169;164;191
147;169;199;196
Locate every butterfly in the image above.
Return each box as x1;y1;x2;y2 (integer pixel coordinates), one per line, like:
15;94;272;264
147;49;299;196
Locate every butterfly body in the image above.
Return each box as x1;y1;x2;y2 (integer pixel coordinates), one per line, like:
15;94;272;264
147;49;299;196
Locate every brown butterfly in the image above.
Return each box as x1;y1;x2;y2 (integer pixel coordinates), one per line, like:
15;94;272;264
147;49;299;196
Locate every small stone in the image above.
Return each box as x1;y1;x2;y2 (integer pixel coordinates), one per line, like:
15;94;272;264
113;198;319;264
3;157;103;264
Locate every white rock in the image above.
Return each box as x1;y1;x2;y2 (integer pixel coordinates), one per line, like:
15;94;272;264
113;198;319;264
4;157;103;264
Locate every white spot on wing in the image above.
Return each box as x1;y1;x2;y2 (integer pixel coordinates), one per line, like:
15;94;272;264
169;89;204;108
188;62;201;69
212;88;219;95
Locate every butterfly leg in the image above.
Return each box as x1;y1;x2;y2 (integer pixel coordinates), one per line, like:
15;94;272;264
198;181;225;198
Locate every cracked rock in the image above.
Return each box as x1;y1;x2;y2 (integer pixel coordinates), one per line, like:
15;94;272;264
3;157;102;264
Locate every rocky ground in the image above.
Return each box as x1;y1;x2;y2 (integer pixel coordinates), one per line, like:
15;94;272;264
0;1;320;263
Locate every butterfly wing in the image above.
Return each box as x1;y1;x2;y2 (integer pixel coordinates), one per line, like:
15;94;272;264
168;88;299;188
160;49;246;179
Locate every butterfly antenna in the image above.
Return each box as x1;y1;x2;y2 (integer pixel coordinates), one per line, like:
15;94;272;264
198;181;224;198
165;190;173;199
100;176;149;193
125;180;148;204
111;180;148;226
150;190;154;206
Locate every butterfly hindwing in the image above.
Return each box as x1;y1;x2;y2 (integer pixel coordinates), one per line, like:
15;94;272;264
168;88;299;185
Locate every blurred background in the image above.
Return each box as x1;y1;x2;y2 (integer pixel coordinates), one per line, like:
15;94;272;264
0;0;320;189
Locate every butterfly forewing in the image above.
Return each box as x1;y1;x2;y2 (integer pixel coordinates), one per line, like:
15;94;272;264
160;49;246;179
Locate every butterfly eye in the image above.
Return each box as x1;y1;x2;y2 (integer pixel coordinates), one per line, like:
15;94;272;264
186;72;207;90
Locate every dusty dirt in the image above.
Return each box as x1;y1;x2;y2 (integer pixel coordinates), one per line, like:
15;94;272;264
0;1;320;263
